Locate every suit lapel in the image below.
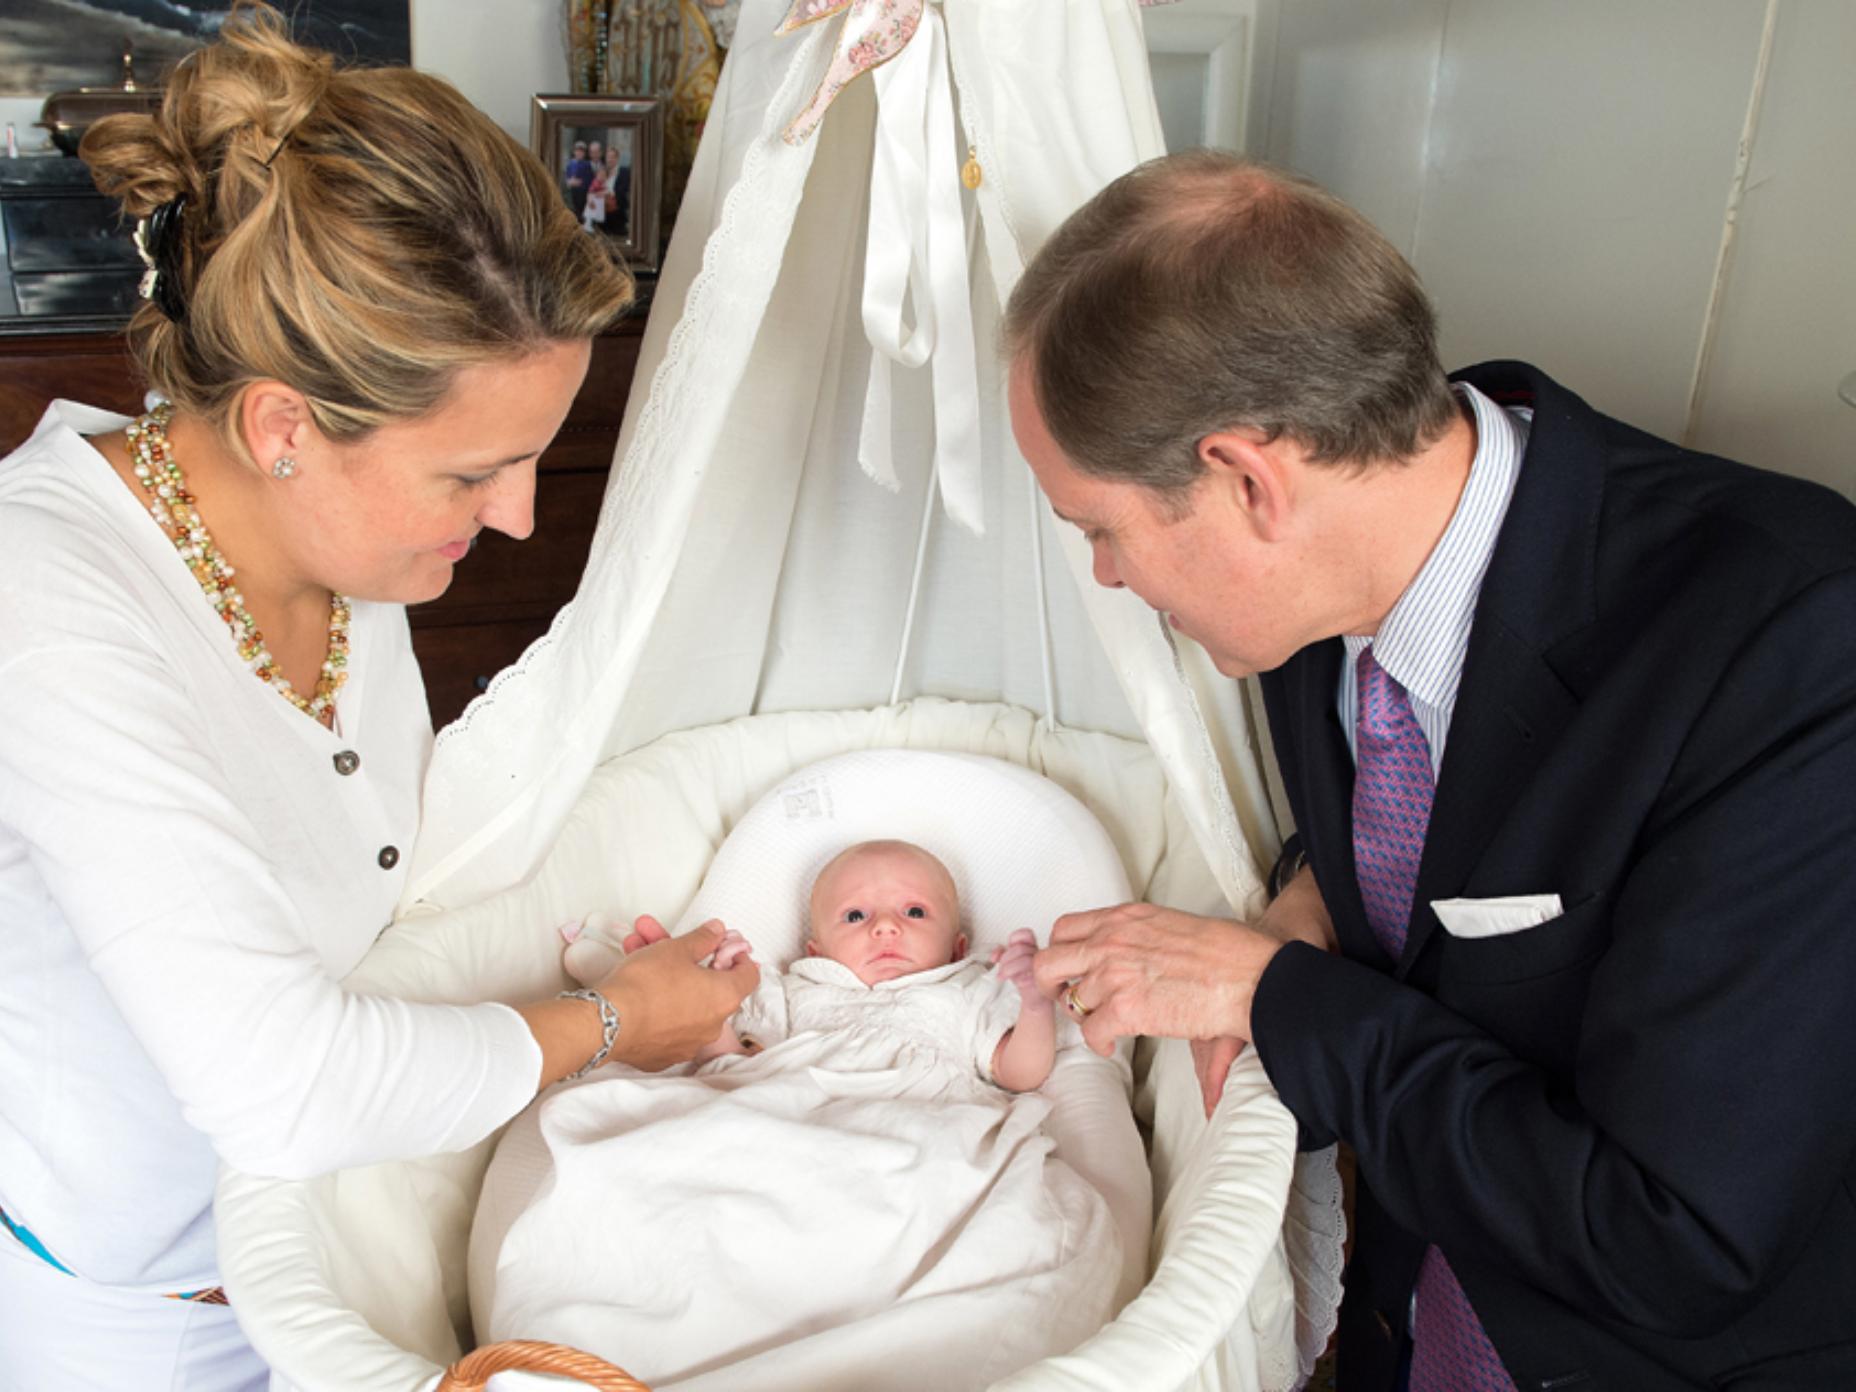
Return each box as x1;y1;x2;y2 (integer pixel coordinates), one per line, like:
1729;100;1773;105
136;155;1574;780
1400;362;1607;970
1406;623;1579;966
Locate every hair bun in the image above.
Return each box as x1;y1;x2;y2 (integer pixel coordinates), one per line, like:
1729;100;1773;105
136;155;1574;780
83;3;331;221
79;0;633;451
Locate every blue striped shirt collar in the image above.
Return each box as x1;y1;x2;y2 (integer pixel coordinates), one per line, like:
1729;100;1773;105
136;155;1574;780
1341;382;1531;765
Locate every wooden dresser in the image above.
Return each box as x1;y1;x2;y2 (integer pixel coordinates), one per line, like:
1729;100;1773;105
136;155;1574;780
0;320;643;726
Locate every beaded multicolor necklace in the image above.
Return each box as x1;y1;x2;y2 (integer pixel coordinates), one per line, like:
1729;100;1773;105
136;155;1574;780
126;402;351;724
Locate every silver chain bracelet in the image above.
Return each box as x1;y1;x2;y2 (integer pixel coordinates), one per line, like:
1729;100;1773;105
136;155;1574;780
558;987;620;1080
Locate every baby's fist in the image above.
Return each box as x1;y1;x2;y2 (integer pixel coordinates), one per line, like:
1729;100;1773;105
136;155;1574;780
992;928;1043;1001
709;929;754;972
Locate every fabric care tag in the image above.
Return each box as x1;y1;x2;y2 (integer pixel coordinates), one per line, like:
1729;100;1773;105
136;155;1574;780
781;778;835;822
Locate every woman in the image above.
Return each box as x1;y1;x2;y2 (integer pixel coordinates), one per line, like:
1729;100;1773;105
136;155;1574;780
583;150;610;232
0;7;752;1387
601;144;631;239
584;143;624;236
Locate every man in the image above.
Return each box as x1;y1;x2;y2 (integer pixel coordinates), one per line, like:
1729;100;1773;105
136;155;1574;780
1018;150;1856;1391
563;139;593;219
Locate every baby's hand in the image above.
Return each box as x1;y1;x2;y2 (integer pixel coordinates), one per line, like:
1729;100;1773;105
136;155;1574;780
709;928;754;972
991;928;1047;1004
622;915;753;978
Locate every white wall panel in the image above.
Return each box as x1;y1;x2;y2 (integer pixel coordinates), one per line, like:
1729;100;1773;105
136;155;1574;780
1151;51;1212;154
1688;1;1856;498
1413;1;1766;440
1141;0;1256;151
1250;0;1850;486
411;0;567;145
1258;0;1448;256
421;0;1853;490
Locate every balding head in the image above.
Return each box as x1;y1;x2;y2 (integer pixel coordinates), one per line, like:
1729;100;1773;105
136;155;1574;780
1004;150;1458;498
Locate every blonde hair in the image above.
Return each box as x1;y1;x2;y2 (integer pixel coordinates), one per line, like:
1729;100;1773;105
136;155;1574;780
81;2;633;451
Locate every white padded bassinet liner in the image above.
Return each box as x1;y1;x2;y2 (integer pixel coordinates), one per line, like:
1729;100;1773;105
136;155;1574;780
469;750;1155;1372
216;702;1334;1392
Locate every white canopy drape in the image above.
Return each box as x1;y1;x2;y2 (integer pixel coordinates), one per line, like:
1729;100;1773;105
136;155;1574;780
402;0;1281;919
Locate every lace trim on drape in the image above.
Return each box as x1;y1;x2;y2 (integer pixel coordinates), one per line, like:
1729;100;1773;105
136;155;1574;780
431;27;831;765
1285;1145;1347;1386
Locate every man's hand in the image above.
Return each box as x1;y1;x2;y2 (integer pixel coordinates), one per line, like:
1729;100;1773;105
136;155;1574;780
1256;862;1337;959
1032;873;1337;1066
1191;1036;1246;1119
1032;904;1278;1058
594;920;759;1071
1046;872;1336;1113
1192;867;1337;1114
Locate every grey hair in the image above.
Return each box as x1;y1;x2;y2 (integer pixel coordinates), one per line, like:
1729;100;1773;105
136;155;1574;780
1004;149;1459;498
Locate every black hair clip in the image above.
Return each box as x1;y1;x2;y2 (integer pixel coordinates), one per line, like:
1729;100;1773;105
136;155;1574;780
133;194;190;325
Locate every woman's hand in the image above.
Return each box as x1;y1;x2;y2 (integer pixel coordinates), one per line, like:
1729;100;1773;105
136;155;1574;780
592;920;760;1072
625;914;752;969
622;913;670;954
690;928;755;1062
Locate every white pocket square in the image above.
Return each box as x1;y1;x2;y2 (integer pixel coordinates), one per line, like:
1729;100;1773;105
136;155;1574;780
1430;894;1564;940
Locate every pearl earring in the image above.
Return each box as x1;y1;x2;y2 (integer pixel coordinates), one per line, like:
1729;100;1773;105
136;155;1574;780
272;456;298;480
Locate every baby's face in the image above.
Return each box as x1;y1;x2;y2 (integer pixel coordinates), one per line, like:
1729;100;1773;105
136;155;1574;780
806;841;967;986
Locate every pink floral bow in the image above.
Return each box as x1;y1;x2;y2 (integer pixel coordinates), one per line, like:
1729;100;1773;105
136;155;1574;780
777;0;925;144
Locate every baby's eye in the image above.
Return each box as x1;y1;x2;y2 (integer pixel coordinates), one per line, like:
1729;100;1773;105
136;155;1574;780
844;909;866;924
905;906;927;919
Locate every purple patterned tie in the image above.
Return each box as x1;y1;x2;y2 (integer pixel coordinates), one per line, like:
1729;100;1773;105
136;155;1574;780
1352;646;1434;957
1352;647;1517;1392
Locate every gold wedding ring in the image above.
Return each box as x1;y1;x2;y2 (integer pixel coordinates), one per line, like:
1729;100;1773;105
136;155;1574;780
1065;982;1091;1018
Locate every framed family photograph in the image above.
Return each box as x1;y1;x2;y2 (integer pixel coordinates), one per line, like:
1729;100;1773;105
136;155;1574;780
530;94;665;273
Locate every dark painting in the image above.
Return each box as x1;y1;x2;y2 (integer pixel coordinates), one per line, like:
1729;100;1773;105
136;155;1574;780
1;2;412;97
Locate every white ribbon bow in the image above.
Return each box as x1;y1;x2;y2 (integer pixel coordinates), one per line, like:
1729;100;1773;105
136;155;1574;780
856;3;985;535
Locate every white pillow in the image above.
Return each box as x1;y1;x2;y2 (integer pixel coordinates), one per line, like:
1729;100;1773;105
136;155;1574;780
563;747;1135;982
669;747;1132;964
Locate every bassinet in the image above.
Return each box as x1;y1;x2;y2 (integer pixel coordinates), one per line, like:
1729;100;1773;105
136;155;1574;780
213;3;1343;1388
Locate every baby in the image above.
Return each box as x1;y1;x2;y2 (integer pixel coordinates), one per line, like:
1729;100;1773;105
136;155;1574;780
690;838;1054;1089
475;838;1120;1391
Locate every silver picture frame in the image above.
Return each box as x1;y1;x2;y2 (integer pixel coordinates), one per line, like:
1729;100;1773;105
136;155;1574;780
530;93;665;273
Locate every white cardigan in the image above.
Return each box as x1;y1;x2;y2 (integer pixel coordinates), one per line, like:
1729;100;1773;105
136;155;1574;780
0;402;539;1292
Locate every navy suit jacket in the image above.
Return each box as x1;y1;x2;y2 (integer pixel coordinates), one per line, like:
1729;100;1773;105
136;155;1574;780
1254;362;1856;1391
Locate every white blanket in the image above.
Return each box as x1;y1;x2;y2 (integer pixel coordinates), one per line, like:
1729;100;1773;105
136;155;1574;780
475;960;1122;1391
